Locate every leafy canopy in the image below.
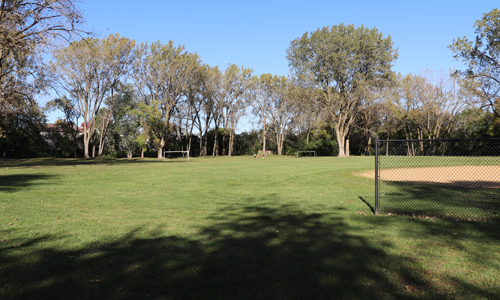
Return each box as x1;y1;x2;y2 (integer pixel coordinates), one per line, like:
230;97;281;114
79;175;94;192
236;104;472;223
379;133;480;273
449;9;500;117
286;24;398;95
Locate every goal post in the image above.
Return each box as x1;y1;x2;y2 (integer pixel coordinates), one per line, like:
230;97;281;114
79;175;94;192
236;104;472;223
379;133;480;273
296;151;317;158
157;151;190;162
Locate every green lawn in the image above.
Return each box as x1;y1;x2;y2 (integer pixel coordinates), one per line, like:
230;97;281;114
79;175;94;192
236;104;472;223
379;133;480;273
1;156;499;299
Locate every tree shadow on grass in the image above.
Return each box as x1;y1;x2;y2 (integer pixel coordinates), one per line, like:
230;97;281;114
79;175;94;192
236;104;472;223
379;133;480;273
1;205;498;299
0;158;194;168
0;174;58;193
379;181;500;221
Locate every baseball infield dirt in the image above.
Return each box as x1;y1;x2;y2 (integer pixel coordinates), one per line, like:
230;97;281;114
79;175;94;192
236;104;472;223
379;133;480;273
361;165;500;189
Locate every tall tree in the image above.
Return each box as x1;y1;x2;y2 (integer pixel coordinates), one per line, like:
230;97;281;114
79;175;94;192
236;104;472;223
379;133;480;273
267;75;295;155
109;83;140;158
292;85;322;145
219;64;252;156
132;100;166;158
391;72;475;155
44;96;80;157
251;74;274;155
96;37;135;157
450;9;500;118
51;34;135;158
0;0;88;113
183;61;206;155
287;24;398;157
133;41;199;158
0;0;88;156
197;65;220;156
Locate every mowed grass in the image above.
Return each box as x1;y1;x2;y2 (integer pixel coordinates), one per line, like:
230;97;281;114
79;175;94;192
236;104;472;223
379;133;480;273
0;156;499;299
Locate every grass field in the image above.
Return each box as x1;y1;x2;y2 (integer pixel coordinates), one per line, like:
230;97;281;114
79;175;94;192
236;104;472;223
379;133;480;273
1;156;500;299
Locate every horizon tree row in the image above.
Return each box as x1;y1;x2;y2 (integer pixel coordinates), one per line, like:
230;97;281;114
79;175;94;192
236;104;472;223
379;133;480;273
1;2;498;158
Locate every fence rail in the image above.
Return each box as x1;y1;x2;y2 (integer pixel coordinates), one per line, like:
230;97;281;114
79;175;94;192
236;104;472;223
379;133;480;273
375;138;500;221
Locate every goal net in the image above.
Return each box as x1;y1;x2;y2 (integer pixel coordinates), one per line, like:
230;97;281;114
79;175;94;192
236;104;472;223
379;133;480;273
158;151;190;162
296;151;317;158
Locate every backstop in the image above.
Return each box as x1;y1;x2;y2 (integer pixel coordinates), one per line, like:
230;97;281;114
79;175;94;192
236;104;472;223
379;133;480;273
375;138;500;221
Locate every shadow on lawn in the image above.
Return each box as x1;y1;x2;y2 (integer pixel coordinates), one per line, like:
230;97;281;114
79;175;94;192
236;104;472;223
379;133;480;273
358;196;375;214
0;174;58;193
1;205;498;300
379;181;500;221
0;157;193;168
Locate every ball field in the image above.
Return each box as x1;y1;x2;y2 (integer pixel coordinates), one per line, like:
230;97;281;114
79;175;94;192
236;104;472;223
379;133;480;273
1;156;499;299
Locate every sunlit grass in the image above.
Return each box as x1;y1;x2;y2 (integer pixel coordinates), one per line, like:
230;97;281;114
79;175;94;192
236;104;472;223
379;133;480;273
0;156;499;299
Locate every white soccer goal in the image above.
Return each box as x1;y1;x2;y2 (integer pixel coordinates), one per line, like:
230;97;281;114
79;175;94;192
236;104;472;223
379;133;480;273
158;151;190;162
296;151;317;158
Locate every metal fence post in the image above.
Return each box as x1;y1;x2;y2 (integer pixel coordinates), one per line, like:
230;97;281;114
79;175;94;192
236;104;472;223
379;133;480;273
375;138;379;215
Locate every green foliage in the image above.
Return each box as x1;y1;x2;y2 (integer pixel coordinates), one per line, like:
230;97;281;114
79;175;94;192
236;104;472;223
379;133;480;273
132;100;167;152
287;24;398;157
51;34;136;158
235;130;261;155
285;128;338;156
0;101;47;158
449;9;500;117
107;84;141;158
287;24;398;88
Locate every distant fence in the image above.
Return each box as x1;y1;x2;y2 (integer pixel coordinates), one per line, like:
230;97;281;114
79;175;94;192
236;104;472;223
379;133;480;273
375;138;500;221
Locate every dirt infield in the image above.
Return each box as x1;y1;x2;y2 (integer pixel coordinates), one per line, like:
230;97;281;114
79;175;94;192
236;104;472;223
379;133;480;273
361;165;500;189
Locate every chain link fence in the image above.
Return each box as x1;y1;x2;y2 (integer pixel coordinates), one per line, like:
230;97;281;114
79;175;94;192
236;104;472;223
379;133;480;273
375;138;500;221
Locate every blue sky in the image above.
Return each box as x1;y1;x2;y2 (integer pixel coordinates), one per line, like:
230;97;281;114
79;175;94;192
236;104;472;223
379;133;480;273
46;0;499;129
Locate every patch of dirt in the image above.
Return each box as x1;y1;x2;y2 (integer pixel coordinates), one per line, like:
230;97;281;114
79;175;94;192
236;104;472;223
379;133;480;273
360;165;500;189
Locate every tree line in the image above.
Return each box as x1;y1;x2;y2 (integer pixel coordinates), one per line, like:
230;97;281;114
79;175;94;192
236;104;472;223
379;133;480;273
1;1;498;159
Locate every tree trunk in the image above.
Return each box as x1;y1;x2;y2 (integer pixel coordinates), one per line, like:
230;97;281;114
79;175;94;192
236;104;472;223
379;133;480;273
98;113;110;157
418;129;424;154
277;133;284;155
83;120;90;158
228;130;234;156
158;137;164;159
386;136;389;156
262;119;266;154
127;151;133;159
335;126;348;157
346;138;350;156
141;148;144;158
199;133;203;156
213;128;218;156
92;145;95;158
74;116;78;158
157;146;163;159
98;89;115;158
177;127;183;151
84;135;89;158
367;136;372;156
203;134;208;157
222;130;226;156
